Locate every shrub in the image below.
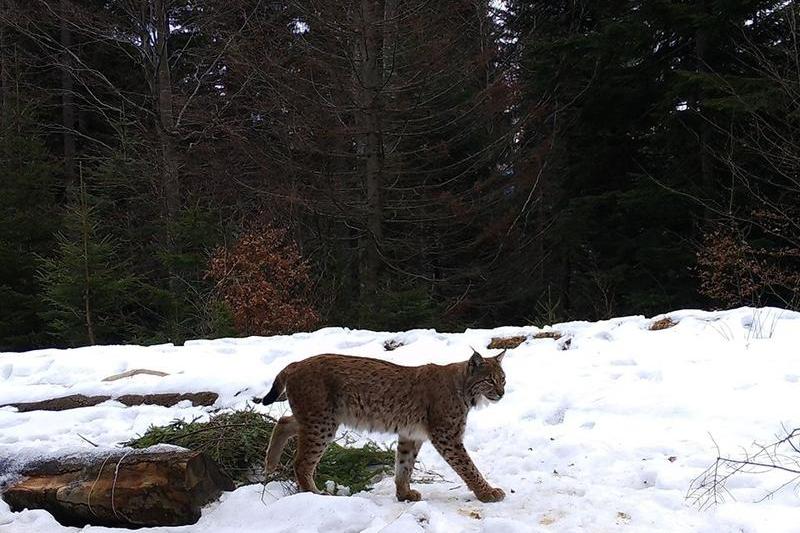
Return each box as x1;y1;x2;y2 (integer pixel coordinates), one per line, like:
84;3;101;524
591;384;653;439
697;222;800;309
206;226;320;336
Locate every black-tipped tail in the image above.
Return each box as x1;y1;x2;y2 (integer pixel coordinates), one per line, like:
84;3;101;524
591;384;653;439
255;371;286;405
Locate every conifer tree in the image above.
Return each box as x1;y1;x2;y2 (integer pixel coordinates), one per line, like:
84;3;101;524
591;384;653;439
37;173;137;346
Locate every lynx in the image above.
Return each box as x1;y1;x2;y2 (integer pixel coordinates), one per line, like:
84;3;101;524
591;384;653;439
258;348;507;503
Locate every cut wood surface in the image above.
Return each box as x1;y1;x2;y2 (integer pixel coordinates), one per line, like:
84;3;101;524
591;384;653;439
3;448;234;527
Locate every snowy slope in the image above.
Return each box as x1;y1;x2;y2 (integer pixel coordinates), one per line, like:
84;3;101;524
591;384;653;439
1;307;800;532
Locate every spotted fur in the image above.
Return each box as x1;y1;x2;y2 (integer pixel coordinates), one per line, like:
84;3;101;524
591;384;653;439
261;348;507;502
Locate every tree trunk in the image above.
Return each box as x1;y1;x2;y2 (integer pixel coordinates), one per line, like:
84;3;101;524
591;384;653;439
0;0;8;128
358;0;386;318
60;0;76;183
3;449;233;527
78;169;96;345
153;0;181;328
155;0;178;210
695;1;713;220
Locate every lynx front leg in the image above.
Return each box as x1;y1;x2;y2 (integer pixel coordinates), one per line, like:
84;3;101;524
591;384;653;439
430;434;505;503
294;421;336;494
395;437;423;501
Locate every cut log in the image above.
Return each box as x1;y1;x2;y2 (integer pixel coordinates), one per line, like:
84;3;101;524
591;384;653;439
116;392;218;408
3;449;234;527
487;335;527;349
2;392;218;412
2;394;112;412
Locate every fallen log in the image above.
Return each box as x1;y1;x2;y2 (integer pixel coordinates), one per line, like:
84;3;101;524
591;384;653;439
2;394;111;412
102;369;170;382
2;392;218;412
487;335;527;349
3;448;234;527
116;392;218;408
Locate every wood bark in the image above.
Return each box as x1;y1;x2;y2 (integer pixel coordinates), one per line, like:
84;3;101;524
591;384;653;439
3;449;234;527
1;391;218;412
695;0;713;220
102;368;169;381
60;0;76;183
155;0;179;233
78;172;96;345
151;0;181;312
0;0;8;128
357;0;386;315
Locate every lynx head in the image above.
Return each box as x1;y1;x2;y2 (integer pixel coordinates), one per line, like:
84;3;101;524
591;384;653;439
465;348;506;405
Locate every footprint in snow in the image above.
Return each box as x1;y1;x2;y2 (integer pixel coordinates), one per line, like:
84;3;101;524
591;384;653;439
594;331;613;341
545;407;567;425
215;347;236;355
260;350;291;363
335;339;374;350
636;370;662;382
636;469;658;490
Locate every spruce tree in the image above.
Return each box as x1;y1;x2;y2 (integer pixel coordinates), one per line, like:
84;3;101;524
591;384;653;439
37;175;137;346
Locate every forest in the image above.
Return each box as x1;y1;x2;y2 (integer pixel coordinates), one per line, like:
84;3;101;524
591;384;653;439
1;0;798;351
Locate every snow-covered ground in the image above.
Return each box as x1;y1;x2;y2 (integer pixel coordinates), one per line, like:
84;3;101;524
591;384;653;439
1;307;799;532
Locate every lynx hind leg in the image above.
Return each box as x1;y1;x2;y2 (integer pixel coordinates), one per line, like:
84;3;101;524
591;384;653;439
294;420;337;494
430;432;505;503
265;415;299;476
395;437;423;501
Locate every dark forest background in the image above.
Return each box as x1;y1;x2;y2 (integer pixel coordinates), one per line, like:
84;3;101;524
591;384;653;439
1;0;799;351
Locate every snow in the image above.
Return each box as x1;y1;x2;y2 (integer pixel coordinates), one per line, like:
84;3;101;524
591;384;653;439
2;307;800;532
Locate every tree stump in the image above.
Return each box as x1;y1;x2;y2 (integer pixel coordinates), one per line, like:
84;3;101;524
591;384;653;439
3;448;234;527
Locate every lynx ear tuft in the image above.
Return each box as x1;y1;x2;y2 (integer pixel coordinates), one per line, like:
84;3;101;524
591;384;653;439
495;349;507;363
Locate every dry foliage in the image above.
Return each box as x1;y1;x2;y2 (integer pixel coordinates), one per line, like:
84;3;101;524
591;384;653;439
533;331;563;340
487;336;527;349
697;223;800;309
206;226;320;336
649;317;677;331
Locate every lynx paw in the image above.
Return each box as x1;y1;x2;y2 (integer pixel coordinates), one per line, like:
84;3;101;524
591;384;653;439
476;487;505;503
397;489;422;502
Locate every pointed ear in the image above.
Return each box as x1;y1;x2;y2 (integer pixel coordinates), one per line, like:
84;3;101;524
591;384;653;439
495;349;507;363
468;349;484;372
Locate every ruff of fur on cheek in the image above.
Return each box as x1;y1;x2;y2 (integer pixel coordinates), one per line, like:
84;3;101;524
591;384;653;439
466;383;494;409
471;395;492;410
